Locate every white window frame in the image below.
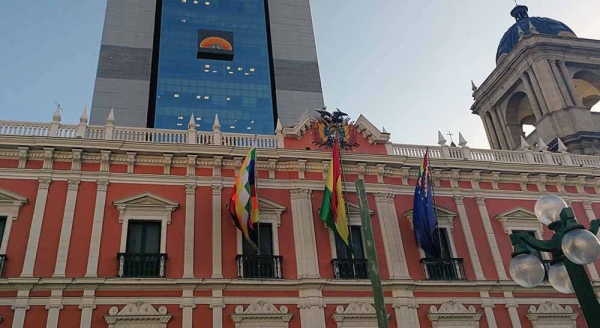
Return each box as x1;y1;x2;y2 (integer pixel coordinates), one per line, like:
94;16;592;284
105;302;171;328
526;301;578;328
236;198;286;256
328;202;371;259
113;192;179;254
404;207;458;259
231;301;292;328
496;207;549;260
428;301;482;328
0;188;28;254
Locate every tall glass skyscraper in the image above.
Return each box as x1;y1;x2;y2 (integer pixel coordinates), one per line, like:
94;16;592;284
90;0;325;135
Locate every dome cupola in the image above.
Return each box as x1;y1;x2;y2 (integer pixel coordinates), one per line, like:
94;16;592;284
496;5;576;64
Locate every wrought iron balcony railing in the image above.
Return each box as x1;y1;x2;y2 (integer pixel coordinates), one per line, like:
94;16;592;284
117;253;167;278
332;258;369;279
236;255;283;279
0;255;6;277
420;257;466;281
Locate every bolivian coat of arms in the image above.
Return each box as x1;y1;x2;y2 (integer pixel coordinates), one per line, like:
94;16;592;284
311;107;359;150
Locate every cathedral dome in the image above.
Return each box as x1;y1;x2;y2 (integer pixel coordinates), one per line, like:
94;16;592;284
496;5;576;64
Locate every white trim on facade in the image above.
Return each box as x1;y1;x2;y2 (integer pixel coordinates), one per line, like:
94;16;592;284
332;302;385;328
230;301;292;328
0;188;28;254
104;302;172;328
526;301;578;328
21;177;51;277
428;300;482;328
53;179;80;277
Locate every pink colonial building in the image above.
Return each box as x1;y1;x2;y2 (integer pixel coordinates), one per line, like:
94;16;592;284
0;105;597;328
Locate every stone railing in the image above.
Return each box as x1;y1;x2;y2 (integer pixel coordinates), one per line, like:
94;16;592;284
1;106;600;168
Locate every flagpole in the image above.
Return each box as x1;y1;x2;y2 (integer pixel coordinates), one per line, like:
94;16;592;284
426;147;443;258
335;131;354;258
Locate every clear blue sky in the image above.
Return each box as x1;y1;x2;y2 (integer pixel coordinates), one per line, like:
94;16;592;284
1;1;599;148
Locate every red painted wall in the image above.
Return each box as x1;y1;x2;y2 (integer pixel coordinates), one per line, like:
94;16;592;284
66;182;97;277
34;180;68;277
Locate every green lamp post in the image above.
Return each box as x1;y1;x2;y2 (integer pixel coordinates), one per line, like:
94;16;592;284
509;195;600;327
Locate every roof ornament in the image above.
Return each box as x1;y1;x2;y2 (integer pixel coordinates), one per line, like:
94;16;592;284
458;132;468;147
557;138;568;153
517;24;526;40
510;5;530;22
437;131;447;146
528;21;539;34
519;136;530;151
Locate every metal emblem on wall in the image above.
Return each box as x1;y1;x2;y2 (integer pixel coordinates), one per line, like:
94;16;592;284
197;29;234;61
311;107;359;150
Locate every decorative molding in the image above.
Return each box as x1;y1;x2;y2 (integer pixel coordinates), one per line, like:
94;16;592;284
495;207;542;234
100;151;111;172
71;149;82;171
113;192;179;224
38;177;52;190
374;192;395;205
67;179;81;191
400;167;411;186
491;172;500;190
187;155;197;176
185;183;196;195
97;179;109;192
321;161;329;181
268;159;277;179
104;302;171;328
526;301;578;327
18;147;28;169
290;188;311;200
519;173;529;191
257;198;287;227
43;147;54;170
357;163;367;180
0;188;28;254
213;156;223;177
404;206;457;231
428;301;482;327
231;301;292;328
536;174;547;193
297;160;306;180
212;184;223;195
162;154;173;175
471;170;482;190
582;201;593;210
376;164;386;184
126;152;136;174
333;302;386;328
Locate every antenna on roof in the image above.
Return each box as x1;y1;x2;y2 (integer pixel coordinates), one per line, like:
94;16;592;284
513;0;518;5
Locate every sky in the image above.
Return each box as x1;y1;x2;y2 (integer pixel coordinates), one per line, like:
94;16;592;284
1;1;599;149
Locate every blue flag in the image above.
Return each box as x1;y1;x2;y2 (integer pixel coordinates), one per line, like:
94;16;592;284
412;150;441;258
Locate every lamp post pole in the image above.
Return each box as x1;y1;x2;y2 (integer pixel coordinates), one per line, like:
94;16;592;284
510;206;600;327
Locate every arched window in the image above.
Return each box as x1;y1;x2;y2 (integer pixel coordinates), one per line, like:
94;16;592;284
572;70;600;111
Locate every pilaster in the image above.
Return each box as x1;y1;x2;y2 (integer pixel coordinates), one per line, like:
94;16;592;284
480;292;497;328
290;189;320;278
11;289;31;328
475;197;507;280
210;289;225;328
53;178;80;277
392;290;420;328
181;288;197;328
298;289;326;328
21;177;51;277
184;183;196;278
454;196;485;280
45;289;63;328
78;289;96;328
374;193;410;279
504;292;522;328
212;185;223;278
85;179;109;277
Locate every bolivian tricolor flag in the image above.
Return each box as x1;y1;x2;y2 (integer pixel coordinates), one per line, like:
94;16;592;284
228;147;259;250
320;139;352;253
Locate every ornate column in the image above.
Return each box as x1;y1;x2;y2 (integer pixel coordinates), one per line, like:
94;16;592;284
521;74;544;120
489;109;509;150
454;196;485;280
85;179;109;277
374;193;410;279
558;61;584;107
290;189;320;278
78;289;96;328
183;183;196;278
11;289;31;328
475;197;508;280
298;289;326;328
211;289;224;328
21;177;52;277
45;289;63;328
504;292;522;328
53;179;80;277
181;288;196;328
212;185;223;279
526;68;550;115
392;290;420;328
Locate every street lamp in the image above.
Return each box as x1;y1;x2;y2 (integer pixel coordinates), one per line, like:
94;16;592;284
509;195;600;327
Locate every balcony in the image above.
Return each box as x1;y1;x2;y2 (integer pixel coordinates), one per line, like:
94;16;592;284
117;253;167;278
236;255;283;279
0;255;5;277
420;258;466;281
332;259;369;279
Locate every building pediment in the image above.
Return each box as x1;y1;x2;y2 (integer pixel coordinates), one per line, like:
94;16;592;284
0;188;28;208
526;301;578;327
428;301;482;327
113;192;179;223
495;207;542;234
257;197;287;226
231;301;292;327
333;302;388;328
104;302;171;327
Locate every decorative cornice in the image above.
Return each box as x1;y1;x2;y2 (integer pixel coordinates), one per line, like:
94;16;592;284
428;301;482;324
104;302;171;325
526;301;578;323
333;302;387;327
231;301;292;324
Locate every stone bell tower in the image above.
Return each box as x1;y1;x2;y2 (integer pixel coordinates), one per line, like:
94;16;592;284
471;5;600;155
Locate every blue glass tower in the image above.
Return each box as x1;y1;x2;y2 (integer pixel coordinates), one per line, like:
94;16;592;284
153;1;275;134
90;0;324;132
